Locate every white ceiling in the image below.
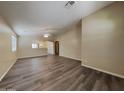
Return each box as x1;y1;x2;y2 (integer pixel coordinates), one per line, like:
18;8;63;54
0;1;114;36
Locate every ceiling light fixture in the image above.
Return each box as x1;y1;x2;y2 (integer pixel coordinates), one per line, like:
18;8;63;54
44;34;50;38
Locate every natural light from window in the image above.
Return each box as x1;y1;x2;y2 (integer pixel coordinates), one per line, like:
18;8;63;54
32;43;38;49
11;36;17;52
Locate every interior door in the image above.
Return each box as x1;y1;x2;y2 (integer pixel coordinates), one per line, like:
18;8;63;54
54;41;59;56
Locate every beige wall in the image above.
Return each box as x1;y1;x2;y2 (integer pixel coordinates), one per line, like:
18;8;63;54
56;22;81;60
82;2;124;77
18;35;49;58
0;16;18;81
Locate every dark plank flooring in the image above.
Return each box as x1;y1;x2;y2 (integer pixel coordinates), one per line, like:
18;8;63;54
0;55;124;91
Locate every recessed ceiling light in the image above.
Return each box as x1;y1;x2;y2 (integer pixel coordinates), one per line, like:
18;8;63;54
44;34;50;38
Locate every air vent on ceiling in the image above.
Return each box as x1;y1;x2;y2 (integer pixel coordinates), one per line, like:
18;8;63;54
65;1;75;8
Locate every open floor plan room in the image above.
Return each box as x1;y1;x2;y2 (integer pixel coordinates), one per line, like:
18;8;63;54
0;1;124;91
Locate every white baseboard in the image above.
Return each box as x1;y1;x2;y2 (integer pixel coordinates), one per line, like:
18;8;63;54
18;55;48;59
81;63;124;79
60;55;81;61
0;58;17;82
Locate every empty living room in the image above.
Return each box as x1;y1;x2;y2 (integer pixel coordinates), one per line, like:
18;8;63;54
0;0;124;92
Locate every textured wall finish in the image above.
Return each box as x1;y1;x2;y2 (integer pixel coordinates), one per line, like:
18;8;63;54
82;2;124;77
0;16;18;81
56;22;81;60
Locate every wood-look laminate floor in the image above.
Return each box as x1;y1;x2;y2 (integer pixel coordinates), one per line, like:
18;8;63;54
0;55;124;91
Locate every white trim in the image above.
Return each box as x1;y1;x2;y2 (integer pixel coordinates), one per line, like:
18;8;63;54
60;55;81;61
18;55;48;59
81;63;124;79
0;58;17;82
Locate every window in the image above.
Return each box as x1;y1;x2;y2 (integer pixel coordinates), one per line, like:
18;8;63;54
11;36;17;52
32;43;38;49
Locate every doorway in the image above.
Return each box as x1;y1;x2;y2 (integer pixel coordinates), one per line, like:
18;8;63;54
54;41;59;56
47;41;54;54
